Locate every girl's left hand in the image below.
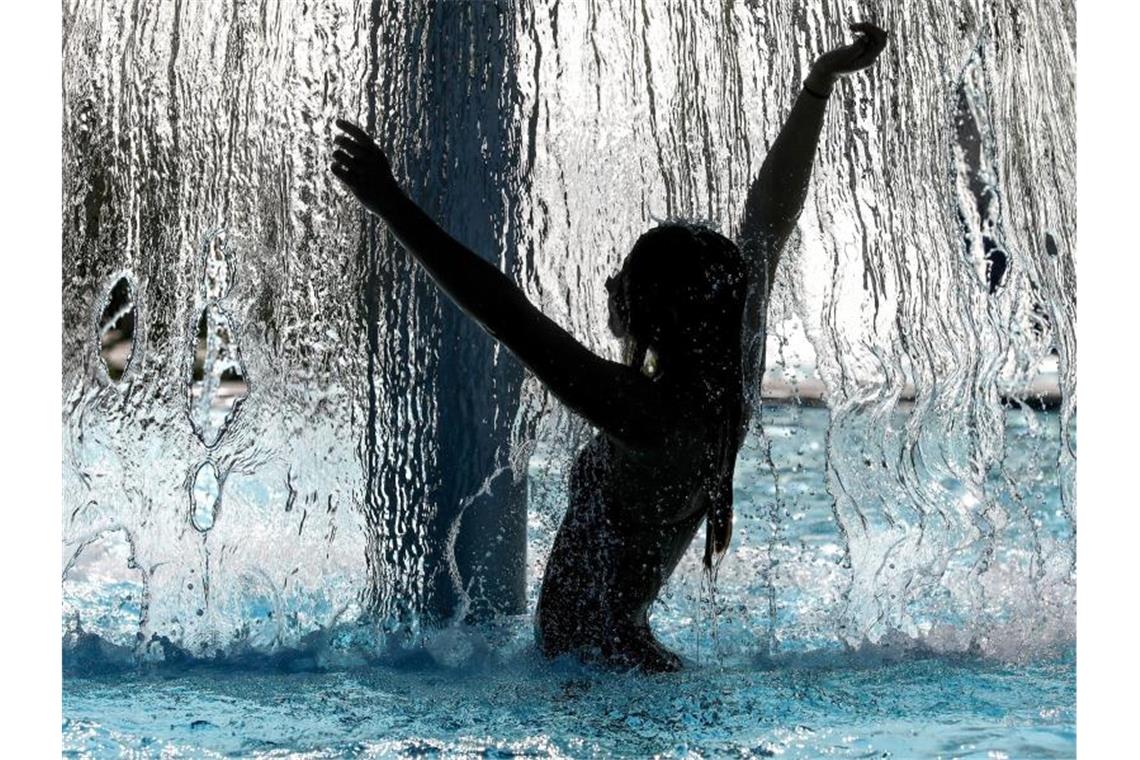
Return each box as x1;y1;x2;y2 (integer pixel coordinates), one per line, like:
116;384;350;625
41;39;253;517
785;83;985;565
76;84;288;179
808;22;888;93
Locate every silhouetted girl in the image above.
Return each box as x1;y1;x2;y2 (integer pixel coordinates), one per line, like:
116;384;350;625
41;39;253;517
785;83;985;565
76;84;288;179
333;22;888;671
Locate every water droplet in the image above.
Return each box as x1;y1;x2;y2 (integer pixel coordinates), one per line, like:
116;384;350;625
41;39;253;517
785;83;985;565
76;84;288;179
189;306;250;447
190;461;221;532
1044;231;1059;257
202;230;233;300
97;276;136;382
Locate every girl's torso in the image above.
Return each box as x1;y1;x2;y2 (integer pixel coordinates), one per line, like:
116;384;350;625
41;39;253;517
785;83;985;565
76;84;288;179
534;402;739;656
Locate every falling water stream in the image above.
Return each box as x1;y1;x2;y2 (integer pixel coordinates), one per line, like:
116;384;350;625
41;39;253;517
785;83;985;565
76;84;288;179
63;0;1074;677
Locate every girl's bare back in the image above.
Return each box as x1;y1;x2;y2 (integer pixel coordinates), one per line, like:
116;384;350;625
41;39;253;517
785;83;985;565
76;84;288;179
536;409;732;671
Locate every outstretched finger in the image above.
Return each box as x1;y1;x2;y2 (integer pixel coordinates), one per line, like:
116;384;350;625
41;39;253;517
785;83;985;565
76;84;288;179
852;22;884;61
850;21;885;37
334;134;372;158
850;22;888;52
332;149;361;168
331;163;362;189
335;118;374;145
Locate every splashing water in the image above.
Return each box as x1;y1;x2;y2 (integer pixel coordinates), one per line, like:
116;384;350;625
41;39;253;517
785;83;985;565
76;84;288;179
63;0;1074;673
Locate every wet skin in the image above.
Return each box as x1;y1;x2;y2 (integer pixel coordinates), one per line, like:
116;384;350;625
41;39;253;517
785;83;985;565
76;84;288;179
331;23;887;672
536;408;736;672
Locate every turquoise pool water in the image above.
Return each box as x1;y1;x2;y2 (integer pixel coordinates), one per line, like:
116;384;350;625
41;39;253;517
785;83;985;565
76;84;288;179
63;651;1074;757
63;404;1075;757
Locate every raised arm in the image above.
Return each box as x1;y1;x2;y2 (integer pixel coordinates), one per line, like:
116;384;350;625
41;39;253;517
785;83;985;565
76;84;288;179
331;120;671;450
740;22;888;296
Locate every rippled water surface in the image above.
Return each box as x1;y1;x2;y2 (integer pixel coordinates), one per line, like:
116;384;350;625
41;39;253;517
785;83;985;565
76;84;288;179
63;655;1075;758
63;405;1075;757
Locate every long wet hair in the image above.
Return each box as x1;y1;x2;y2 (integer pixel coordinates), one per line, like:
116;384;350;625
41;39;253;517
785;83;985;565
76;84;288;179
607;223;749;571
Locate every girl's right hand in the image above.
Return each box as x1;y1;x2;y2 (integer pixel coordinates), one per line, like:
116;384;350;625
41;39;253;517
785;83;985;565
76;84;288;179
332;118;402;216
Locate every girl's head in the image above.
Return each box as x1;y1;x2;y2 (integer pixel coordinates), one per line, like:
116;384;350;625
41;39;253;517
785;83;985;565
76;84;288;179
606;224;748;374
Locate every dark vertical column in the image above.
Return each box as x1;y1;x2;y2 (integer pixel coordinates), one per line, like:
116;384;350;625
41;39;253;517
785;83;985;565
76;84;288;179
364;0;526;623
